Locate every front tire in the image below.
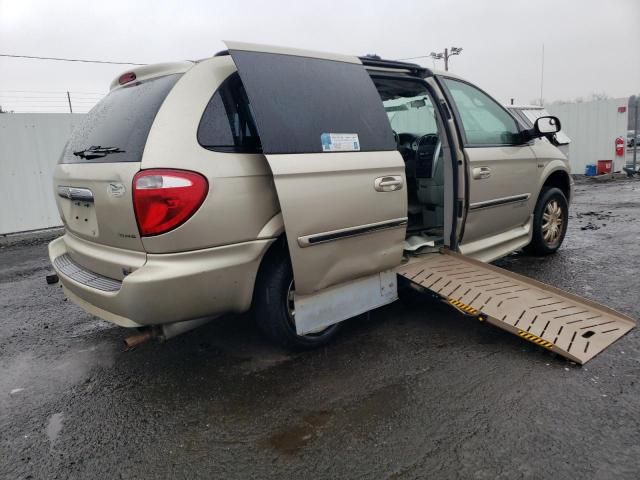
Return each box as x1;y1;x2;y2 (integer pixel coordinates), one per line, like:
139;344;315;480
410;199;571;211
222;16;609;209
253;255;341;350
525;187;568;256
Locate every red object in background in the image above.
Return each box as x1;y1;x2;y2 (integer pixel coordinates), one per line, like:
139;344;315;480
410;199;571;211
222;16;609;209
597;160;613;174
618;106;627;113
615;136;625;156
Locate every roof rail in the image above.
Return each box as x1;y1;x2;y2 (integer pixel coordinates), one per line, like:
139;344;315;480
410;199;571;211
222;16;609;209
358;56;432;78
213;49;431;77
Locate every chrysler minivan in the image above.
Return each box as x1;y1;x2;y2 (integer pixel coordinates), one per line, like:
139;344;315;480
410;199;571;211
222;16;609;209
49;41;573;349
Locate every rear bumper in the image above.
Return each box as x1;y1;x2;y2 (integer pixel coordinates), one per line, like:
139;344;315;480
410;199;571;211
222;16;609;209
49;235;274;327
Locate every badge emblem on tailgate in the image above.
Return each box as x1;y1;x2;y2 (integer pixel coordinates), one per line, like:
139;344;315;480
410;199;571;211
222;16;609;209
107;183;126;197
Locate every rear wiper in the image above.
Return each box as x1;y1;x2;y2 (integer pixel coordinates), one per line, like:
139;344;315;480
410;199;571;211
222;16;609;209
73;146;125;159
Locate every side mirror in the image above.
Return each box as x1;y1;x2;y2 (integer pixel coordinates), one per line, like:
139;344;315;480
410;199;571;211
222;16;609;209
520;115;561;143
534;116;561;135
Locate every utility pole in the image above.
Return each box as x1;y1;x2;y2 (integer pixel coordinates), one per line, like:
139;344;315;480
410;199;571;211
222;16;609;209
632;95;638;172
66;91;73;113
397;47;463;71
540;44;545;106
428;47;463;72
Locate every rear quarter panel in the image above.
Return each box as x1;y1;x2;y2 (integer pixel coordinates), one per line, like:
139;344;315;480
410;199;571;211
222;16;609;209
140;56;280;253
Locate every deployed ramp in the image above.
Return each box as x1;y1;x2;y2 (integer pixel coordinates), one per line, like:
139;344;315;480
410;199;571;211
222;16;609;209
397;250;635;364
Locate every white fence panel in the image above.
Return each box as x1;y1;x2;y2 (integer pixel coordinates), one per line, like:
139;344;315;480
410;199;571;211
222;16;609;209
0;113;85;235
547;98;629;174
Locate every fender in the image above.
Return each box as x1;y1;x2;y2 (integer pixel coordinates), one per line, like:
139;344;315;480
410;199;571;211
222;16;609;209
532;139;572;207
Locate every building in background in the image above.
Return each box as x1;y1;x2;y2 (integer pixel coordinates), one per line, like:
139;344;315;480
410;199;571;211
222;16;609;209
546;98;630;174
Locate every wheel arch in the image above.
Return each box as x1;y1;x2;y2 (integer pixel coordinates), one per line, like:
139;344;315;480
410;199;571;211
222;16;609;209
251;232;290;306
540;169;571;203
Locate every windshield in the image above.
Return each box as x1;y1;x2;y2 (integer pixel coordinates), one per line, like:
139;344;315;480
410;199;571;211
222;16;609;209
384;96;438;134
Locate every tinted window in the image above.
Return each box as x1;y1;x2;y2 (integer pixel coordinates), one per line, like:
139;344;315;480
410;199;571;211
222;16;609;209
229;50;396;154
197;73;262;153
442;78;520;146
60;74;181;164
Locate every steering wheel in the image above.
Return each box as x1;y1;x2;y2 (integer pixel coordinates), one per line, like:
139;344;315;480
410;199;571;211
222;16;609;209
414;134;440;178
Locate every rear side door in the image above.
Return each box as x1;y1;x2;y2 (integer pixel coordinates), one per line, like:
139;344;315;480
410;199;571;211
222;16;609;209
439;77;538;258
225;42;407;295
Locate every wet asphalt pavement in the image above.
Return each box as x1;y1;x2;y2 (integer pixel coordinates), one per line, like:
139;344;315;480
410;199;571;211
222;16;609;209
2;178;640;479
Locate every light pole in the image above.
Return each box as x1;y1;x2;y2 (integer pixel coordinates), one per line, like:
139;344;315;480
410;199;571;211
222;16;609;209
632;95;639;173
429;47;463;71
397;47;463;71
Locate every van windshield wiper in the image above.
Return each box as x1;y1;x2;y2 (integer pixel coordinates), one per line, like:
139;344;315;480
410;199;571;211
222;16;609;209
73;146;125;159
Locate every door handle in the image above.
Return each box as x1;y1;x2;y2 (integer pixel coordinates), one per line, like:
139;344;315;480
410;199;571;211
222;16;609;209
374;176;403;192
472;167;491;179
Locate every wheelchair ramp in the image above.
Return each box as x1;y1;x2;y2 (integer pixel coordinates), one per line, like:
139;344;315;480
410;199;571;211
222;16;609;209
397;250;634;364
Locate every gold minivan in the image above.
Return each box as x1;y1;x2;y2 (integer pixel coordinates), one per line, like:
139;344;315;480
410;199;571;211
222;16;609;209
49;41;573;349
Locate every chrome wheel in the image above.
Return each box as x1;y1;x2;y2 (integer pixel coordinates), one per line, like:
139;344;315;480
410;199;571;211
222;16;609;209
542;199;564;245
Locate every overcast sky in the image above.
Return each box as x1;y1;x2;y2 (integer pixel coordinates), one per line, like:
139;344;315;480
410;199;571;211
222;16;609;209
1;0;638;113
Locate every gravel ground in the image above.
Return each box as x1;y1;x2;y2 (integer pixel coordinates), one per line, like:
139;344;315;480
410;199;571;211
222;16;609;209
1;179;639;479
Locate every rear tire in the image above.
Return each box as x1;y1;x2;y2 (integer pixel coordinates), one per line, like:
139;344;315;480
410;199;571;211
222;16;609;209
253;254;341;350
524;187;568;256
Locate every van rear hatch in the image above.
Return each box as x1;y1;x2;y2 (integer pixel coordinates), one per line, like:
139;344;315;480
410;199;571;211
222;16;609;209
54;72;183;258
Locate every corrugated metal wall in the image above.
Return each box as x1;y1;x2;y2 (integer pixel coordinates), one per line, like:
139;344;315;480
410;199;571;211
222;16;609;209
0;113;84;235
547;98;629;174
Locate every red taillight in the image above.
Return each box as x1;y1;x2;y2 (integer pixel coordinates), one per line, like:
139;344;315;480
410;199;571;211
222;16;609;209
118;72;137;85
133;169;208;237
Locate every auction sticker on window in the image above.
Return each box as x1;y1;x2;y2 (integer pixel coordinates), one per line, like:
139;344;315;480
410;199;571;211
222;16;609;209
321;133;360;152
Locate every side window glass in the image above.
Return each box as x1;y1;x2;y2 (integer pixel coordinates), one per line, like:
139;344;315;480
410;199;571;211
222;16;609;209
443;78;520;145
198;73;262;153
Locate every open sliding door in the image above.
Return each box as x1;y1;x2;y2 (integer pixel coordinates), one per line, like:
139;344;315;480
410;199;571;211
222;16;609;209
225;42;407;295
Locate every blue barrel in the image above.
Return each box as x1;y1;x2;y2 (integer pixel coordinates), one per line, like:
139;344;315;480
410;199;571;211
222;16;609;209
585;164;597;176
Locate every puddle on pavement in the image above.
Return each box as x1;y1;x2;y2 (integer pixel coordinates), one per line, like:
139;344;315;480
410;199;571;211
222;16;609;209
46;412;64;448
262;383;409;455
263;410;333;455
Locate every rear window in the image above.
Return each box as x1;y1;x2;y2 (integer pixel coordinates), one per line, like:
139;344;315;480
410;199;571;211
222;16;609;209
60;74;181;164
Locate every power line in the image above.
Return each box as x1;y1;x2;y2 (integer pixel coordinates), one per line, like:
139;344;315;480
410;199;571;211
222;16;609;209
0;89;104;94
0;95;101;99
395;55;432;61
0;54;146;66
397;47;463;71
